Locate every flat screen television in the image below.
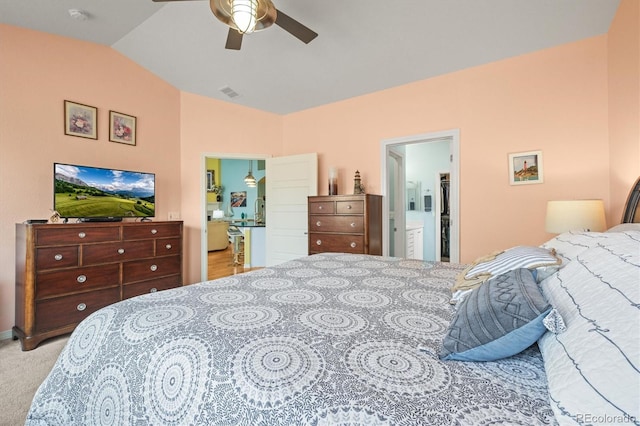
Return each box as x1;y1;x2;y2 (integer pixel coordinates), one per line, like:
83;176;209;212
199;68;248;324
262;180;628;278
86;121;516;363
54;163;155;221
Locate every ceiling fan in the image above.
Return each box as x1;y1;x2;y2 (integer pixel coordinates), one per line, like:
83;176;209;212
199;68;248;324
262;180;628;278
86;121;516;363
152;0;318;50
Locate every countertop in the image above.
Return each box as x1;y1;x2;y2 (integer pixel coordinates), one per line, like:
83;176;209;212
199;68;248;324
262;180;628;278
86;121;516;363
228;220;266;228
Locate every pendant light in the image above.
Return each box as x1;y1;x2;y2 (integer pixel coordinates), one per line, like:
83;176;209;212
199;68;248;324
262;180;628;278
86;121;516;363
244;160;256;187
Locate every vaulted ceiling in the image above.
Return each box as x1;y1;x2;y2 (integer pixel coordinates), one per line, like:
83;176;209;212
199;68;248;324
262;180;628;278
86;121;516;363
0;0;620;114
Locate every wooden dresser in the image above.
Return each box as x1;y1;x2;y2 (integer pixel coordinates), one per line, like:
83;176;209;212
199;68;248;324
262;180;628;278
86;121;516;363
14;221;183;350
308;194;382;255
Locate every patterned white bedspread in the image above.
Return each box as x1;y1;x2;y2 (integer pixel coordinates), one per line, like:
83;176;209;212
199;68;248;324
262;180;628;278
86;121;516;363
27;253;555;425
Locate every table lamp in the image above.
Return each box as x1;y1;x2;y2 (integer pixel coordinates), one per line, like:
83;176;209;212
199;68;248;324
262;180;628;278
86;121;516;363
545;199;606;233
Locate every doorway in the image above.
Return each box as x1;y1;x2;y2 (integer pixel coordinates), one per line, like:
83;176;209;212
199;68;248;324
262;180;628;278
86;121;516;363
380;129;460;263
200;152;318;281
201;153;270;281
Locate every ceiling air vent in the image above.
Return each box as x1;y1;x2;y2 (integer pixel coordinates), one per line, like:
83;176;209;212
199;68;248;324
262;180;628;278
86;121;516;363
219;85;240;99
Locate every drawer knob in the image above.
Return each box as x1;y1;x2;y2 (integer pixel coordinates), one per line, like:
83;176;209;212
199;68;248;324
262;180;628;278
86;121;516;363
316;240;322;246
77;303;86;311
117;248;125;255
350;222;356;227
150;287;158;293
77;275;87;283
165;244;172;250
78;232;86;239
150;264;158;272
316;221;321;227
151;229;158;235
350;242;357;248
54;254;63;261
318;206;323;210
347;205;352;209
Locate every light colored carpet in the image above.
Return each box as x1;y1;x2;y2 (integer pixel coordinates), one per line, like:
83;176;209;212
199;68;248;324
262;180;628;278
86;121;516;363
0;336;69;426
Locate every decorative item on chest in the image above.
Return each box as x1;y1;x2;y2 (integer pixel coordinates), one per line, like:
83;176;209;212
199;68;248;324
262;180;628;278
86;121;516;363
328;167;338;195
353;170;365;194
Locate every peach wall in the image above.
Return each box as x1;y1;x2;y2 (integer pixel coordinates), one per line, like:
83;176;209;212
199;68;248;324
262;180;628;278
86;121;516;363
179;92;282;284
1;5;636;335
0;25;181;333
608;0;640;221
283;36;611;263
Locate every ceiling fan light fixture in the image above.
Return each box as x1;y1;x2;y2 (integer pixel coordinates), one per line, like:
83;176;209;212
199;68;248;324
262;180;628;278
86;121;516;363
210;0;276;34
231;0;257;34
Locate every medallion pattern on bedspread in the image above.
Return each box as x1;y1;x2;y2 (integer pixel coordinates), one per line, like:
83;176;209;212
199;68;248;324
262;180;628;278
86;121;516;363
27;253;556;426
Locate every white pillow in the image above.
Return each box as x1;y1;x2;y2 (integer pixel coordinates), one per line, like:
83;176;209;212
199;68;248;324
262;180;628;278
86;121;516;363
606;223;640;233
541;231;621;264
538;231;640;425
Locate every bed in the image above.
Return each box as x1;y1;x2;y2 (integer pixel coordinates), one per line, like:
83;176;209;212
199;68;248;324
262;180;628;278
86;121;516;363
26;182;640;425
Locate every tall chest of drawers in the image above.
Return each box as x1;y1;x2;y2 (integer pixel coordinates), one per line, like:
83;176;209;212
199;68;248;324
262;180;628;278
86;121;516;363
14;221;183;350
308;195;382;255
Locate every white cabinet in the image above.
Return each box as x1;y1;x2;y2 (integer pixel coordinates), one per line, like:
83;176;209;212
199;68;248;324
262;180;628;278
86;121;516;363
406;226;424;260
236;226;266;268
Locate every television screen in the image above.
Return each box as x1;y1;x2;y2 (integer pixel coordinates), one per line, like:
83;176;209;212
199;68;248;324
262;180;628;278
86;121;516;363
54;163;155;220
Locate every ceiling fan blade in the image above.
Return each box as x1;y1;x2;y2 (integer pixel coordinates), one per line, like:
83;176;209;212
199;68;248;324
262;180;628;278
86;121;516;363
225;28;243;50
274;9;318;44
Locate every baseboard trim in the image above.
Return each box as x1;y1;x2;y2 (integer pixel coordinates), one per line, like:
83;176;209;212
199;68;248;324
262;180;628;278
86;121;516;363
0;329;13;340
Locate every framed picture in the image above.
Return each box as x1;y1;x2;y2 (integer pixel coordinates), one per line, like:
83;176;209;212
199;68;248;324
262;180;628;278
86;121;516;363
509;150;544;185
64;100;97;139
230;191;247;207
109;110;137;145
206;170;216;192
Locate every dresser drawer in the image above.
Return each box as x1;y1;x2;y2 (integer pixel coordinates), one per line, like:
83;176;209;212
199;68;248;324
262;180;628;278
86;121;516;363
36;264;120;299
156;237;181;256
15;221;184;351
123;275;181;299
309;233;365;253
36;226;120;246
36;287;120;332
309;215;364;233
83;240;154;265
123;255;181;284
336;200;364;214
36;246;79;270
123;223;182;240
309;201;335;214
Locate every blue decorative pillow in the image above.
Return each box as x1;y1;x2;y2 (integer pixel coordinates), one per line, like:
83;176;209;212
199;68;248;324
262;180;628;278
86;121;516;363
441;268;551;362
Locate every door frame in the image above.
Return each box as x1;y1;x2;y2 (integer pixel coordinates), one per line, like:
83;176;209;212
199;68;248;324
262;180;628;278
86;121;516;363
380;129;460;263
201;152;270;281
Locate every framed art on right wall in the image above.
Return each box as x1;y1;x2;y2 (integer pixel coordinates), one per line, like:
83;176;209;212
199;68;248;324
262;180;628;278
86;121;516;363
509;151;544;185
509;150;544;185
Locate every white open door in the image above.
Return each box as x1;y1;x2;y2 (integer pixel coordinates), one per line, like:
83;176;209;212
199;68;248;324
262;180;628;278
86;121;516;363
265;153;318;266
388;148;406;258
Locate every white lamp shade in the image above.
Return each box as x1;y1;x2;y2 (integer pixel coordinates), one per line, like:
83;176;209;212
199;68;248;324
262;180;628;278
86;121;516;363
545;200;606;233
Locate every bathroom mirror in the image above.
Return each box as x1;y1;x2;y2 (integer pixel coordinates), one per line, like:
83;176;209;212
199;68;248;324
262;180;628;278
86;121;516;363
406;181;421;211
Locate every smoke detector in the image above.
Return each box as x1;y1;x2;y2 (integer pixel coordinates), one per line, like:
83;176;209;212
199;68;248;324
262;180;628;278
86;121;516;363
68;9;89;21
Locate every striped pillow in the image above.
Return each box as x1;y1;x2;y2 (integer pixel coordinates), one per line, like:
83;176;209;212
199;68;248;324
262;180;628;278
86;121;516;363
452;246;561;292
465;246;560;279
